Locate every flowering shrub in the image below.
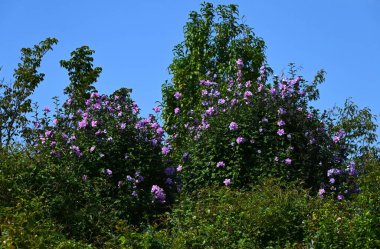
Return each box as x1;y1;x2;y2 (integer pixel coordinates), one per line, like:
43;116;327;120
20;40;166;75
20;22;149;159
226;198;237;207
30;88;173;243
165;60;356;197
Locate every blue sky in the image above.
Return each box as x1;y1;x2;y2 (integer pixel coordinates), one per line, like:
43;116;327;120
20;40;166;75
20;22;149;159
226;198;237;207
1;0;379;124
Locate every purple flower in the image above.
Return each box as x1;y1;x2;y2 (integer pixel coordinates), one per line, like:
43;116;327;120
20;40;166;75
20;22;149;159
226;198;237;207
82;175;88;181
33;121;41;128
151;185;166;203
91;92;99;98
243;91;253;99
258;84;264;92
162;146;171;155
327;168;342;177
337;195;345;201
278;107;286;115
236;59;244;66
218;98;226;105
91;120;98;127
329;178;336;184
205;107;215;116
318;188;326;198
165;167;175;176
277;129;285;136
66;98;73;105
156;127;164;135
201;89;208;96
78;119;87;129
174;107;180;114
153;106;161;113
93;103;101;109
333;129;345;143
348;161;356;176
120;123;126;129
284;158;292;165
90;146;96;152
45;130;52;138
245;81;252;87
165;178;173;185
53;119;59;125
43;106;51;113
333;136;340;143
229;122;238;131
216;161;225;168
236;137;244;144
277;120;285;126
105;169;112;176
70;145;82;157
174;92;182;100
223;178;231;186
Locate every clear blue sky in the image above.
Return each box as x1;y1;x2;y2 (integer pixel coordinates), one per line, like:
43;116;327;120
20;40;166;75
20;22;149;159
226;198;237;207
1;0;379;124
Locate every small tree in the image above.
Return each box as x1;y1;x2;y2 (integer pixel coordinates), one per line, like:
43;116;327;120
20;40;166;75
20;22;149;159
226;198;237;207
60;46;102;112
0;38;58;150
162;2;266;140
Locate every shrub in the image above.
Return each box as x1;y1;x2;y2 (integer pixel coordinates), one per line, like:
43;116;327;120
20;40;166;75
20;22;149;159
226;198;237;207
305;159;380;248
0;198;92;248
146;178;311;248
165;61;354;196
26;88;173;244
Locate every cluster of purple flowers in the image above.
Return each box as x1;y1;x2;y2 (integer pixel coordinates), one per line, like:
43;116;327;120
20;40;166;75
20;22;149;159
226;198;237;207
151;185;166;203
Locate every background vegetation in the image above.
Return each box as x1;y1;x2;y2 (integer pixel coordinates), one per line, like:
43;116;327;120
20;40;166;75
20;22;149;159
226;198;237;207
0;2;379;248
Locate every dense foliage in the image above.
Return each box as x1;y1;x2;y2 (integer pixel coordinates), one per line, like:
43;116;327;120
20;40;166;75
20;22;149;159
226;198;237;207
162;2;266;141
1;2;379;248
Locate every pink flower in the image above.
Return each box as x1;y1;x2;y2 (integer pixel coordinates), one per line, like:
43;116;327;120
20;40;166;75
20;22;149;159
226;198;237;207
53;119;59;125
205;107;215;116
174;107;180;114
174;92;182;100
244;91;253;99
216;161;225;168
223;178;231;186
90;146;96;152
78;119;87;129
258;84;264;92
284;158;292;165
91;120;98;127
162;146;171;155
236;59;244;66
176;165;183;172
153;106;161;113
156;127;164;135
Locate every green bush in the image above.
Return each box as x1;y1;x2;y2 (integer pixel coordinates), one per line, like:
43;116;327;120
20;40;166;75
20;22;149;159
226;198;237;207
145;178;311;248
305;159;380;249
20;89;172;245
0;198;91;249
